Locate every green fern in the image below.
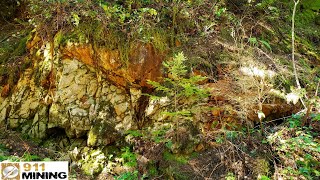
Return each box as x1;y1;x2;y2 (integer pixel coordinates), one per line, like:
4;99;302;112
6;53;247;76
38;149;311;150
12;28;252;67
148;52;209;127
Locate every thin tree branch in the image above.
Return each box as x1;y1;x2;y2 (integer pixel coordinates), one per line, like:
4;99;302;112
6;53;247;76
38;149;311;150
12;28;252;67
292;0;300;89
292;0;307;109
315;80;320;97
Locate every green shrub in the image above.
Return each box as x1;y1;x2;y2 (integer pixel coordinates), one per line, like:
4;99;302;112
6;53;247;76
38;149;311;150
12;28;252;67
148;52;209;129
120;147;137;167
267;115;320;179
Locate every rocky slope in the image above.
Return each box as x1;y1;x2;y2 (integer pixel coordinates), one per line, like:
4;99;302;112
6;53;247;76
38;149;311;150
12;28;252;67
0;34;164;142
0;0;319;179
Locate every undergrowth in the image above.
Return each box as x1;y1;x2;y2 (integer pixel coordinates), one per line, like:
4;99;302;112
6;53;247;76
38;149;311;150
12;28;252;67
0;0;319;179
0;143;51;162
267;114;320;179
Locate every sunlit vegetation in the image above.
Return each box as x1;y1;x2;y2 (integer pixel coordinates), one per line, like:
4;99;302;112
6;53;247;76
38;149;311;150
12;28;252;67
0;0;319;179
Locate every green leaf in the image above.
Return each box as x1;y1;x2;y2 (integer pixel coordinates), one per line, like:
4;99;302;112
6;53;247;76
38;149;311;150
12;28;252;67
165;140;173;149
259;175;271;180
261;139;268;144
42;158;52;161
313;114;320;121
126;130;143;137
249;37;258;46
71;12;80;26
259;40;272;51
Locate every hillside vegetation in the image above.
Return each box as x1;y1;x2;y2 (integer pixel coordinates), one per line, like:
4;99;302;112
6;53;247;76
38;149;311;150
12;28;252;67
0;0;319;179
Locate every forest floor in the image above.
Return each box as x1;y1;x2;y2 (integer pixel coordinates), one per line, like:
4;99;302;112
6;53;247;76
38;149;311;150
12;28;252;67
1;118;319;179
0;126;277;179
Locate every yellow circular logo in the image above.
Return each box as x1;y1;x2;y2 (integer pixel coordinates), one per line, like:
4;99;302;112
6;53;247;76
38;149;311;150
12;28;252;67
2;165;19;179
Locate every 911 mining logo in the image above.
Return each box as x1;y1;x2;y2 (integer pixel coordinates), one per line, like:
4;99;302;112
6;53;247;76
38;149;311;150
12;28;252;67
1;163;20;180
0;162;68;180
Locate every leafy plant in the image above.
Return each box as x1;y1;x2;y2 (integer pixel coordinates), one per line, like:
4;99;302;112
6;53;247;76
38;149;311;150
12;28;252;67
115;170;138;180
288;114;303;128
120;147;137;167
215;6;226;17
22;152;41;161
248;37;272;51
312;114;320;121
226;172;236;180
215;134;224;144
0;155;20;162
148;52;209;136
259;175;271;180
267;114;320;179
125;130;143;137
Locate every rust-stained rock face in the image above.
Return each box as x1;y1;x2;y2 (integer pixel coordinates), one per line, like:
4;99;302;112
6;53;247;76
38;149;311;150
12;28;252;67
62;42;163;88
63;44;95;66
128;43;162;87
0;30;167;142
0;57;139;140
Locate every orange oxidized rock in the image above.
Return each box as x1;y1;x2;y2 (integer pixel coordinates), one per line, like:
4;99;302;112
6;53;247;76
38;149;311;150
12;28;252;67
62;42;163;88
1;84;10;97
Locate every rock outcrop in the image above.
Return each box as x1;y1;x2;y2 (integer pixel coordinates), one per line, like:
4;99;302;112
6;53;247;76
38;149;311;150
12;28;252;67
0;33;163;145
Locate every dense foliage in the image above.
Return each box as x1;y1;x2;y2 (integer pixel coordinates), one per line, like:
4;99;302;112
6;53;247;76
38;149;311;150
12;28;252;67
0;0;319;179
148;52;209;124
